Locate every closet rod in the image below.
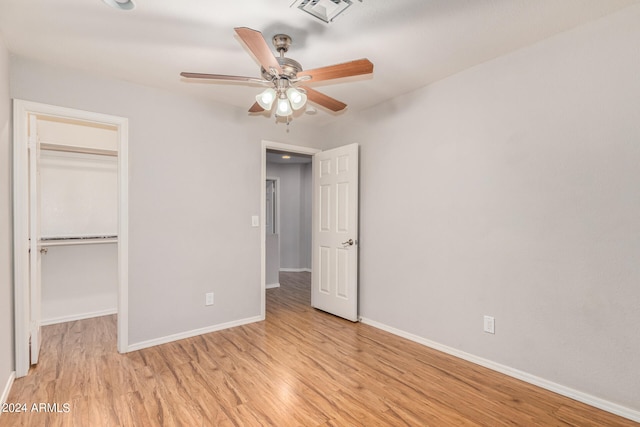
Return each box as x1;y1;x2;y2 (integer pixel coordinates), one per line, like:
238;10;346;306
40;142;117;157
40;236;118;247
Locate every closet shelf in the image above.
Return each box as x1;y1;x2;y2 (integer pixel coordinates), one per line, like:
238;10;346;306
40;236;118;247
41;142;117;157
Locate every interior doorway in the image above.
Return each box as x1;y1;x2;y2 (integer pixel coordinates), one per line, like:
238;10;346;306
13;100;129;377
260;141;319;319
265;150;312;278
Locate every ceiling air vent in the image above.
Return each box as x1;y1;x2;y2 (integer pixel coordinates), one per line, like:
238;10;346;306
292;0;362;23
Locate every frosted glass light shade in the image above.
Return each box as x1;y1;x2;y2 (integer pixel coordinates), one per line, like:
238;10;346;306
276;98;293;116
286;88;307;110
256;88;277;110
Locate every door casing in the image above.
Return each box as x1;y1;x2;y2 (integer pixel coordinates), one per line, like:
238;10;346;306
13;100;129;377
28;113;42;365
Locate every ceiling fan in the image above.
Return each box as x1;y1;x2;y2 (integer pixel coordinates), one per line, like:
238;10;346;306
180;27;374;121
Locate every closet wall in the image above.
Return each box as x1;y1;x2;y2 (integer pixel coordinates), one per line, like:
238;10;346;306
37;116;118;324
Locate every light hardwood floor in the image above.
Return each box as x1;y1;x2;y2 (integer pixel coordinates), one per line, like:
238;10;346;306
1;272;636;426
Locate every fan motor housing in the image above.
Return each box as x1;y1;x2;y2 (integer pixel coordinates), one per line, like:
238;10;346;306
259;33;303;80
261;57;303;80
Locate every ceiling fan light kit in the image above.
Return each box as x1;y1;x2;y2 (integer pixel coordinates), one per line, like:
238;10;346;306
180;27;373;125
256;88;277;110
277;97;293;117
287;87;307;110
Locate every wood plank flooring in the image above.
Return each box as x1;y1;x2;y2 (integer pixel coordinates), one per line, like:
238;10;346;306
1;272;637;426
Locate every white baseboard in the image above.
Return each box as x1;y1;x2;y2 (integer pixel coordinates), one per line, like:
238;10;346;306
127;315;263;352
0;371;15;408
266;283;281;289
279;268;311;273
359;317;640;423
41;308;118;326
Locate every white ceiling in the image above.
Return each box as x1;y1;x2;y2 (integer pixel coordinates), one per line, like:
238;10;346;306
1;0;638;124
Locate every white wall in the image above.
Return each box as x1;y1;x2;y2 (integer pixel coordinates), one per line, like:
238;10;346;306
41;243;118;324
37;118;118;152
0;35;14;404
39;149;118;239
324;5;640;414
265;162;311;270
10;55;320;347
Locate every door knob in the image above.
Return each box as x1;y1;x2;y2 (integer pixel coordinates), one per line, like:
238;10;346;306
341;239;354;246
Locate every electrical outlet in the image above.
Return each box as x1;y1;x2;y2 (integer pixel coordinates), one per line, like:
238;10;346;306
205;292;214;306
483;315;495;334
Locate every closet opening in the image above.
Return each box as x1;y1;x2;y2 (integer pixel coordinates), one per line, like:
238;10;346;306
38;116;119;327
13;100;129;377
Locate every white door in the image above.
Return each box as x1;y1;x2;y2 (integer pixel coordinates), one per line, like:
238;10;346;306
28;114;42;364
312;143;359;321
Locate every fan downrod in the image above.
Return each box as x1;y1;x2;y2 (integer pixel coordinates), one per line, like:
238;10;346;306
261;34;302;80
272;34;292;54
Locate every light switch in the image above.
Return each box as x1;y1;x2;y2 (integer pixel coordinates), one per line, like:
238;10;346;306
251;215;260;227
483;315;495;334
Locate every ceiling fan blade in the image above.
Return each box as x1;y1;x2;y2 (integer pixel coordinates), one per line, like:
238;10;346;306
301;86;347;112
298;59;373;83
180;72;257;82
249;102;264;113
234;27;283;76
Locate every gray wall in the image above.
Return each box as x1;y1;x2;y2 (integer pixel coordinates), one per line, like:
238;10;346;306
266;162;311;270
9;55;319;346
323;6;640;412
0;35;14;400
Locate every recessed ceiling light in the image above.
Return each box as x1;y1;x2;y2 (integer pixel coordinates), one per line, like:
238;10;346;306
282;155;291;159
102;0;135;11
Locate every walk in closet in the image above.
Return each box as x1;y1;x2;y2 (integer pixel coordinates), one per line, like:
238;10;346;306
36;115;119;325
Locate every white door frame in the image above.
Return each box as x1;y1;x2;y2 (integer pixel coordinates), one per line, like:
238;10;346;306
13;100;129;377
260;140;320;319
27;114;42;365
